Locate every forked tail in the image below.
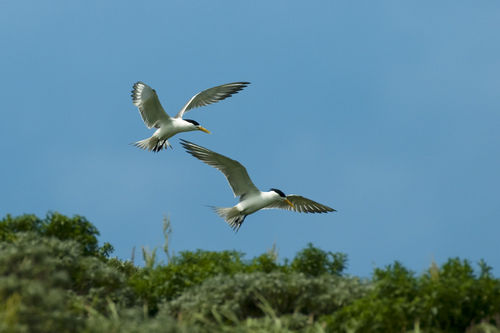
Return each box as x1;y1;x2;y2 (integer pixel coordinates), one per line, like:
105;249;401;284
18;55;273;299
133;137;171;152
211;206;247;232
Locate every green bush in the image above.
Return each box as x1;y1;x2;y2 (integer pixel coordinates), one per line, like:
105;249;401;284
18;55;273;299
83;306;190;333
0;233;133;332
291;243;347;276
0;212;113;258
165;271;368;322
326;260;500;333
418;258;500;331
128;244;348;314
1;212;499;332
128;249;249;314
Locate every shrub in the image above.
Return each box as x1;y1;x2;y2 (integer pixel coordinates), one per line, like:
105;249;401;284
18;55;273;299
128;249;249;314
165;271;368;322
326;259;500;333
291;243;347;276
0;233;133;332
419;258;500;331
0;212;113;258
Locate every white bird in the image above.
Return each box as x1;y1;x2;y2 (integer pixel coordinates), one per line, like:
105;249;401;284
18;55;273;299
131;81;250;152
180;139;336;232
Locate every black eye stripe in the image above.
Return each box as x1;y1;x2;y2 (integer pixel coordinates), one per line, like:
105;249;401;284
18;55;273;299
185;119;200;126
270;188;286;197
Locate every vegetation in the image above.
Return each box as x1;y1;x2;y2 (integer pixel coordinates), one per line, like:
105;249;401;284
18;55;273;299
0;212;499;332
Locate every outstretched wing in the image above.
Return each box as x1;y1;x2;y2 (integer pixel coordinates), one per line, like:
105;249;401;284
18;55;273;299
131;81;170;129
266;195;336;213
175;82;250;119
180;139;259;197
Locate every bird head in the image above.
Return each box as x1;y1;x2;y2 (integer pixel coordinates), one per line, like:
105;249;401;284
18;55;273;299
185;119;211;134
270;188;294;208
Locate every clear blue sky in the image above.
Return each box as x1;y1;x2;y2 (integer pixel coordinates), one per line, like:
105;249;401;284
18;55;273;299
1;1;499;277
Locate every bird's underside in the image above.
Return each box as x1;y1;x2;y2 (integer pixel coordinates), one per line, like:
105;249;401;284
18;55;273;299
211;206;247;232
133;136;172;152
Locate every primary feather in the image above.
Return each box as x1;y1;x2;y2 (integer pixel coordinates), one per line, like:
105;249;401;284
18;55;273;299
132;82;169;129
176;82;250;118
265;195;335;213
180;139;259;197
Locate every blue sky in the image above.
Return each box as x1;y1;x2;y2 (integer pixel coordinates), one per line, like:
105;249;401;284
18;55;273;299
1;1;500;277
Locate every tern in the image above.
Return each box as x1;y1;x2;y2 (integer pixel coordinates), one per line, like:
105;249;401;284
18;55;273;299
180;139;336;232
131;81;250;152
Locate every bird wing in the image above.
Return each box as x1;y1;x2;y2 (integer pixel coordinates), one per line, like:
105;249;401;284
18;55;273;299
180;139;260;197
266;195;336;213
131;81;170;129
175;82;250;119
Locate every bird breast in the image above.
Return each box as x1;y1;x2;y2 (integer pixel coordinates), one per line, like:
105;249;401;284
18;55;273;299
154;118;192;139
238;191;278;215
172;118;197;133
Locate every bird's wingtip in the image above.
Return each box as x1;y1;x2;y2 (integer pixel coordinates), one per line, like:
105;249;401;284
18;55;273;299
179;138;190;145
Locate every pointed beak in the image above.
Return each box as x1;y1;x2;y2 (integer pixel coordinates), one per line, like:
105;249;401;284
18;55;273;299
285;198;295;209
198;126;211;134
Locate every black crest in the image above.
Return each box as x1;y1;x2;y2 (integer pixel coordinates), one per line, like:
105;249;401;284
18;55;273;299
270;188;286;198
185;119;200;126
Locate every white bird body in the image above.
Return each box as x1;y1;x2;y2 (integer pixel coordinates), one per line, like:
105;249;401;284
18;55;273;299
180;140;336;232
235;191;282;215
131;81;249;152
146;117;198;148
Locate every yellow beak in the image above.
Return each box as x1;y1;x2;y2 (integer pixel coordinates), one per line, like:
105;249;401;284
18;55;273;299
198;126;211;134
285;198;295;208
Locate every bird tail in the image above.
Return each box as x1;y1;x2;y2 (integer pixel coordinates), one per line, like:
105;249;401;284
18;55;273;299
133;137;171;152
211;206;246;232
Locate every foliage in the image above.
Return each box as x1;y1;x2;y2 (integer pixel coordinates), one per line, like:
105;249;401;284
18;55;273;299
0;212;499;333
290;242;347;276
0;212;113;258
128;249;248;314
326;259;500;333
127;242;347;314
0;232;133;332
418;258;500;331
165;271;367;322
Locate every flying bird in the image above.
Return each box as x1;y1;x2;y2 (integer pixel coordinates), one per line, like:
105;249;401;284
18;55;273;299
180;139;336;232
131;81;250;152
